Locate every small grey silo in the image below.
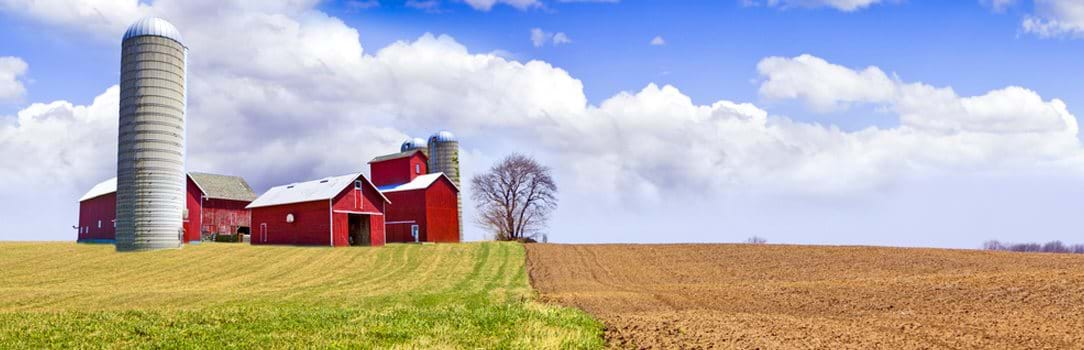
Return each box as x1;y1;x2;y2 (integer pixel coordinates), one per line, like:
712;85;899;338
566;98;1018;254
401;137;428;158
115;17;188;251
427;131;461;241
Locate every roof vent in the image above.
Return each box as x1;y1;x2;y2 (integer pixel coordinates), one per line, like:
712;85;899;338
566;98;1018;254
320;180;329;183
286;185;295;189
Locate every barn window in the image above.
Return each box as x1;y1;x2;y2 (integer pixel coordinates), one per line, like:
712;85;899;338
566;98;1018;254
355;180;362;191
415;163;421;174
98;220;102;228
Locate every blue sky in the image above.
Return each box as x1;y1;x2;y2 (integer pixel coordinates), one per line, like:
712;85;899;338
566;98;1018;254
2;0;1084;247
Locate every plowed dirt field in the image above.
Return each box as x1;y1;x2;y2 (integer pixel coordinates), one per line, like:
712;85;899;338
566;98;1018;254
526;244;1084;349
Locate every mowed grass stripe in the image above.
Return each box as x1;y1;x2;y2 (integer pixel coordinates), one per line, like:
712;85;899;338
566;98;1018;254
0;241;604;348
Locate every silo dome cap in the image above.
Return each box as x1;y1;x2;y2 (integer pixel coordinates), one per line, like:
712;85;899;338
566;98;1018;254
400;137;428;152
429;131;457;142
123;17;185;46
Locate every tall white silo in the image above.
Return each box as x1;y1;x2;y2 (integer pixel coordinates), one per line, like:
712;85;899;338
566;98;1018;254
115;17;188;251
428;131;461;242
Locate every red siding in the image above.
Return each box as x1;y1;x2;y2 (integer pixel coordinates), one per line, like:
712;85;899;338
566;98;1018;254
251;174;387;247
78;193;116;242
331;176;386;247
251;200;331;246
382;176;460;243
385;190;427;243
370;151;427;187
184;177;202;243
425;177;460;243
202;199;252;235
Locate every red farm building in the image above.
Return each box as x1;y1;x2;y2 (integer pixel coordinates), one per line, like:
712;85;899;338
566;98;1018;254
369;150;461;243
185;172;258;240
77;172;256;243
247;173;389;247
77;178;118;243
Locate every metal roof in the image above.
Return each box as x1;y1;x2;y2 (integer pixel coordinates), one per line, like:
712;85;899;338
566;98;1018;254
377;173;460;193
246;173;389;209
188;172;258;202
79;177;117;202
123;17;185;46
79;172;255;203
400;137;428;152
429;130;457;143
369;149;426;163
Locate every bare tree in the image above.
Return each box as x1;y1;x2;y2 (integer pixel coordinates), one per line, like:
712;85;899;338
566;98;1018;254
982;240;1004;251
746;236;767;244
471;154;558;241
983;239;1084;255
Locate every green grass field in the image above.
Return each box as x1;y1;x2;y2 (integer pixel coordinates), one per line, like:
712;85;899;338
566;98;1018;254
0;242;603;349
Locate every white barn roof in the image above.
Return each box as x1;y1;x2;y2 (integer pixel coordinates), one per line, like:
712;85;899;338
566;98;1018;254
247;173;389;209
377;173;459;193
79;177;117;202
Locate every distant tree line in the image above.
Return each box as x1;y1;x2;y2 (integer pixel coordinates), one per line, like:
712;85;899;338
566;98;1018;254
983;240;1084;254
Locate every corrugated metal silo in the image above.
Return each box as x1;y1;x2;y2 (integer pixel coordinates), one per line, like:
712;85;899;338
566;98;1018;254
428;131;461;241
115;17;188;251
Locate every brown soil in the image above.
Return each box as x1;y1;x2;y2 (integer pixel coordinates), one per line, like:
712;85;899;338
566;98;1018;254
525;244;1084;349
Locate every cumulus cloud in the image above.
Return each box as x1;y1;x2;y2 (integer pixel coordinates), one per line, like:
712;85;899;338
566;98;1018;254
758;54;896;112
743;0;887;12
650;35;666;46
0;56;28;103
1022;0;1084;38
0;0;150;38
757;54;1079;137
0;86;118;191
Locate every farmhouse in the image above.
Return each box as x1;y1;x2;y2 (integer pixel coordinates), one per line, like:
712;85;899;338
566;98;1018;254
369;149;461;243
77;172;257;243
247;173;389;247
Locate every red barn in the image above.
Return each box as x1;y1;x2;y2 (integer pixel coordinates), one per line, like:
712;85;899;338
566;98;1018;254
77;178;118;243
247;173;389;247
369;149;461;243
378;173;461;243
77;172;256;244
186;172;258;241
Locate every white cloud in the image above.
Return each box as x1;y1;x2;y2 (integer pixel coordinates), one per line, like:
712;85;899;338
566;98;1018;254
552;32;571;45
758;54;896;112
2;0;1084;245
531;28;571;47
981;0;1019;12
530;27;548;47
0;86;118;191
744;0;887;12
1022;0;1084;38
406;0;441;11
462;0;541;11
757;54;1079;137
0;0;150;39
650;35;665;46
346;0;380;10
0;56;28;103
